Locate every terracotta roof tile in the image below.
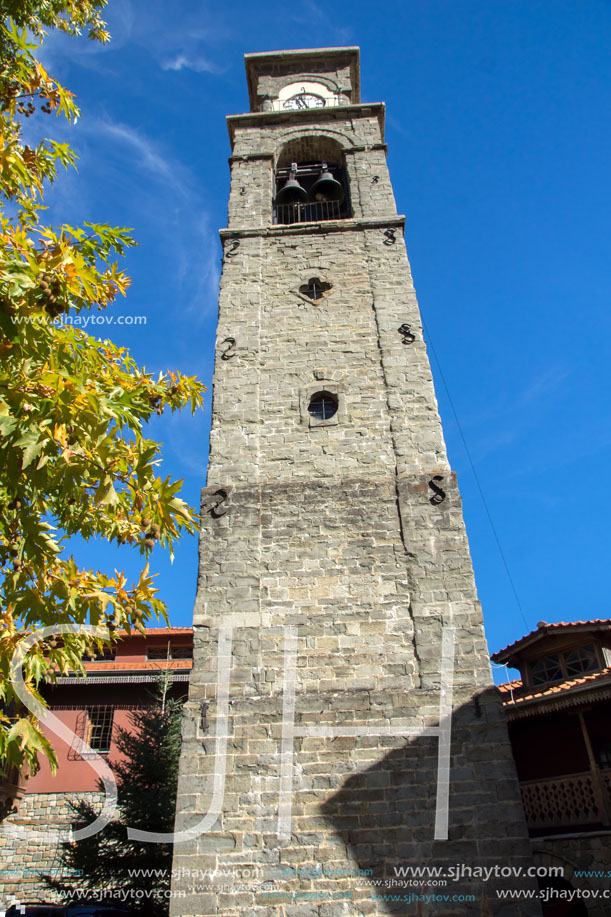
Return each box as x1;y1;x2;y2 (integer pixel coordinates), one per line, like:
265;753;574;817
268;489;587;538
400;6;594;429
84;659;192;672
114;627;193;637
47;627;193;679
497;679;522;694
498;667;611;706
492;619;611;661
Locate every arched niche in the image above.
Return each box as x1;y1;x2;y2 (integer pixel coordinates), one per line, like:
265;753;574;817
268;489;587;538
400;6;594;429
274;136;351;225
276;135;347;169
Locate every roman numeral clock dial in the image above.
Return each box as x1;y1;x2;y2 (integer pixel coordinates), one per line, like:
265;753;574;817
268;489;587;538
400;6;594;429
283;89;326;110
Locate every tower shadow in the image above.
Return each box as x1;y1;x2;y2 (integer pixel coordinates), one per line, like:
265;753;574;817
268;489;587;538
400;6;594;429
320;691;541;916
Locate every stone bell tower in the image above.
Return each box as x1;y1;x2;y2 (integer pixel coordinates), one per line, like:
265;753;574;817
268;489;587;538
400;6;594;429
170;48;539;916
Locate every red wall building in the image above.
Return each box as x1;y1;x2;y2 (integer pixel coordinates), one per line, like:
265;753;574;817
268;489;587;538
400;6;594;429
0;627;193;909
27;627;193;794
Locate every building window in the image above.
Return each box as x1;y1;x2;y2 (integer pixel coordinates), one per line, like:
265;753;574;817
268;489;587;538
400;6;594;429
148;646;171;660
87;706;114;752
147;644;193;660
91;647;115;661
171;645;193;659
564;644;598;677
300;382;346;428
299;278;332;302
597;739;611;769
274;136;351;225
531;655;563;686
308;392;338;421
529;643;601;686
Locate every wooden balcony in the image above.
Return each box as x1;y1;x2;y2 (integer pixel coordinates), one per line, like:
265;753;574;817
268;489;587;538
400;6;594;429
521;769;611;833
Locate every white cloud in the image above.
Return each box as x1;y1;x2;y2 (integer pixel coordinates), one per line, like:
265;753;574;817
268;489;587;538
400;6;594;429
161;53;222;74
85;119;190;197
176;214;221;323
85;121;221;323
520;366;570;404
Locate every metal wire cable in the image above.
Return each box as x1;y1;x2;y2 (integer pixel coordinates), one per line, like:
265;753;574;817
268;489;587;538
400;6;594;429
422;318;531;631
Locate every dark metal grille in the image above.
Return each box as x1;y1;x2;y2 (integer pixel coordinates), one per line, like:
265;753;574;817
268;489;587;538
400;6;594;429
275;199;343;225
147;643;193;660
87;705;114;752
308;393;338;420
91;647;115;661
299;278;332;301
171;645;193;659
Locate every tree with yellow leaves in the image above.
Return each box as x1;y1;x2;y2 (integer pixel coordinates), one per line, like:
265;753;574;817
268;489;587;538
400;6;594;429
0;1;205;776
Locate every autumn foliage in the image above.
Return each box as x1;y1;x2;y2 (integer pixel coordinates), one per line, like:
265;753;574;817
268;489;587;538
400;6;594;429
0;2;205;774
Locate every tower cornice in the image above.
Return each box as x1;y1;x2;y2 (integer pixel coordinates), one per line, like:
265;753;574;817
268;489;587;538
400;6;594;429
219;214;405;241
226;102;385;148
244;46;360;111
228;143;388;165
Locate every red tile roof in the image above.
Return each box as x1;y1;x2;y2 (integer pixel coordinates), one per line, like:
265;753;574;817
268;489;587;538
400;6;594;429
114;627;193;637
497;678;523;695
47;627;194;681
83;659;192;673
492;619;611;663
498;667;611;712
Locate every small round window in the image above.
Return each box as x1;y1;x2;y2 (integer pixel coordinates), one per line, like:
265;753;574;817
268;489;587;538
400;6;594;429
308;391;338;421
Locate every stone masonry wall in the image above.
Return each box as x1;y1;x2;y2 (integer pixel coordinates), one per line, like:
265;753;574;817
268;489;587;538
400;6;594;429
253;60;355;112
226;112;395;229
171;478;539;915
0;791;102;908
171;58;540;916
533;835;611;916
208;225;447;484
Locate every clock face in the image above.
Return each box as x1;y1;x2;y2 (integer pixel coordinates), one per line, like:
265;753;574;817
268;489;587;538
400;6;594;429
283;92;326;111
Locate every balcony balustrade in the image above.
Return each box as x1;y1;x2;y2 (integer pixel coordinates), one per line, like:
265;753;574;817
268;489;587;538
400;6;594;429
274;199;346;225
520;769;611;832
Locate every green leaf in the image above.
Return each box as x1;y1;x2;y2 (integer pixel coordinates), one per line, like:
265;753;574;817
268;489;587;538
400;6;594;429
0;0;205;778
0;310;18;340
22;438;44;469
0;414;18;437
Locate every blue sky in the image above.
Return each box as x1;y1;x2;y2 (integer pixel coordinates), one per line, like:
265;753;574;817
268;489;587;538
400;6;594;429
34;0;611;680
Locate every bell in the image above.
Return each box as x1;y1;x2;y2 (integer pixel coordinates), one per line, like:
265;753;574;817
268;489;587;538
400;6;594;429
310;162;344;202
275;163;308;205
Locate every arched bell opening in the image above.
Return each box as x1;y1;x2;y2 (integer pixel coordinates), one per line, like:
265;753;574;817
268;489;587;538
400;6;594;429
274;137;351;225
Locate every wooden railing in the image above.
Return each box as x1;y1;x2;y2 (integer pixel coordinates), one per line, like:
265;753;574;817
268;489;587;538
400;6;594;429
521;770;611;831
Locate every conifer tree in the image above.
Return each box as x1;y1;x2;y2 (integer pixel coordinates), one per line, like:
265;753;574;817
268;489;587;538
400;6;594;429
46;680;183;915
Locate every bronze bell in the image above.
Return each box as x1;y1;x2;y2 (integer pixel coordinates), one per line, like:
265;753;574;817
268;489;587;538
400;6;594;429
310;161;344;202
275;163;308;205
